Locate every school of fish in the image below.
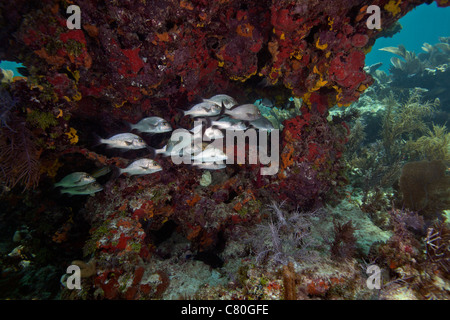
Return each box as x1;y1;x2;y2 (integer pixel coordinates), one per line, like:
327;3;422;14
56;94;274;195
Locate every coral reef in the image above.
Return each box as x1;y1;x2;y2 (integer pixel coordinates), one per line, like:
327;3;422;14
269;104;348;210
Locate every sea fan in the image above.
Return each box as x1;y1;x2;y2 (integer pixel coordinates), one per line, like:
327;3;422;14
0;121;41;191
0;87;18;130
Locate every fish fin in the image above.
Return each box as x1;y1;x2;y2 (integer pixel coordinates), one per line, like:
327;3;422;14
203;117;212;128
60;189;72;197
218;101;226;117
155;145;167;154
92;133;104;147
126;121;136;131
176;108;187;117
124;140;133;146
103;167;121;189
203;98;220;106
145;146;157;159
111;166;122;179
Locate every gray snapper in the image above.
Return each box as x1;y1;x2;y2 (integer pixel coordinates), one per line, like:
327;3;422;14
182;102;222;118
249;116;275;131
60;182;103;196
191;146;227;162
129;117;172;134
54;172;96;188
193;161;227;170
224;104;262;121
190;125;224;140
119;158;162;176
211;120;247;131
98;133;147;150
203;94;237;109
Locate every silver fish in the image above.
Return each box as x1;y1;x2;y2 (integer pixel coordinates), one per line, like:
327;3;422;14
190;125;224;140
54;172;96;188
193;161;227;170
224;104;262;121
129;117;172;133
182;102;222;118
98;133;147;150
159;133;201;157
250;116;275;131
191;146;227;162
211;120;247;131
203;94;237;109
204;127;224;140
60;182;103;196
119;158;162;176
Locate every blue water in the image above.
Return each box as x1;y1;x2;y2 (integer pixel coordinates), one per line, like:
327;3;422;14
366;2;450;73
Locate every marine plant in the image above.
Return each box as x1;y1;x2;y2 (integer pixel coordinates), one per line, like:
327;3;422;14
381;90;438;163
329;220;357;261
0;87;17;130
381;37;450;77
0;120;41;191
380;44;424;76
406;124;450;163
247;201;320;266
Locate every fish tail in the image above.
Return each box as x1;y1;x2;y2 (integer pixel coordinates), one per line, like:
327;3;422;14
203;117;212;128
176;108;187;117
92;133;104;147
203;98;219;106
126;121;135;131
155;145;167;154
111;166;122;179
60;189;72;196
218;101;226;117
145;146;157;159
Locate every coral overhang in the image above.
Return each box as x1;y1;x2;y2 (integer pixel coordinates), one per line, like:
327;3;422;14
1;0;448;119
